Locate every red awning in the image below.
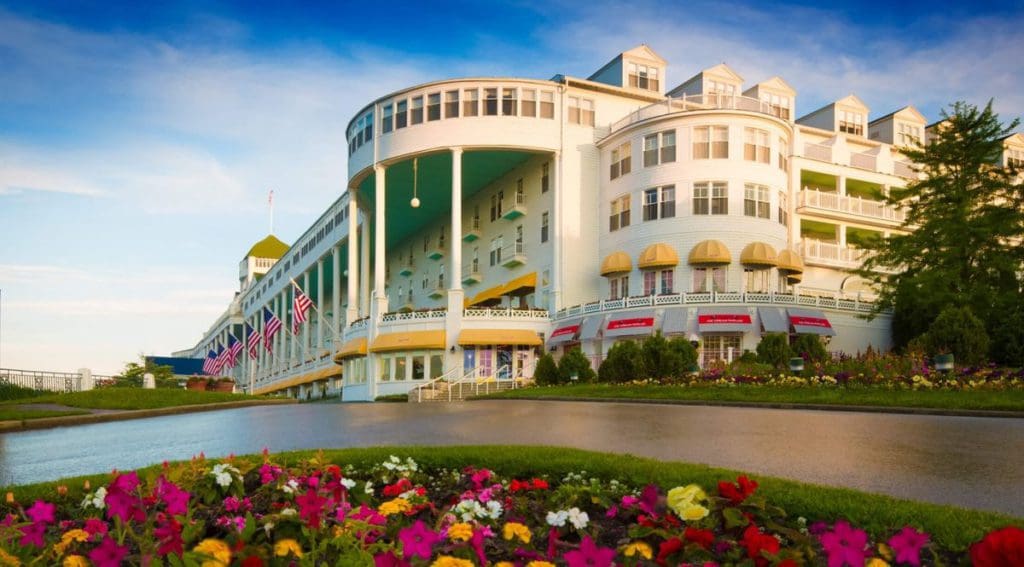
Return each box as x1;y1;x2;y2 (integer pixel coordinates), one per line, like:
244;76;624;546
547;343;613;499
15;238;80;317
548;320;581;345
788;308;837;336
605;310;657;338
697;308;754;332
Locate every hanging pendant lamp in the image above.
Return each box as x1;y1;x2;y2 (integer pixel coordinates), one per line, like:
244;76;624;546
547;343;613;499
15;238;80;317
410;157;421;208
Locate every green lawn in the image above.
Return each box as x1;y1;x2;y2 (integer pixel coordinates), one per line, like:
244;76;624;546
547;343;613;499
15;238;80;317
0;408;90;421
3;446;1018;551
0;388;265;411
476;383;1024;411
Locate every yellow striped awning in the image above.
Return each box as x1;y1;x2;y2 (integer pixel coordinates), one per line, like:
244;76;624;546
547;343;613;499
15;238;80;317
600;251;632;276
638;243;679;269
458;329;543;346
688;240;731;265
740;242;778;267
787;272;803;283
777;249;805;273
370;330;446;352
253;365;342;395
502;272;537;296
468;282;505;306
333;337;368;362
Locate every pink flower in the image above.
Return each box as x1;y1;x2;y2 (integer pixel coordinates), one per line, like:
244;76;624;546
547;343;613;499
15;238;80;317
820;521;870;567
223;496;241;512
605;505;619;518
154;517;184;557
564;535;617;567
109;472;140;493
84;518;109;537
25;500;56;524
19;521;46;547
295;489;328;529
621;495;639;508
156;478;190;517
888;527;930;567
398;520;440;561
374;551;411;567
89;536;129;567
349;504;386;526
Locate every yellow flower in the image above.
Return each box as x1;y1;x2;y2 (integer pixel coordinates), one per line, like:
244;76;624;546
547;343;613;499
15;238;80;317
448;522;474;542
63;557;88;567
866;559;889;567
623;541;653;559
666;484;709;521
54;529;91;554
378;497;412;516
527;562;556;567
0;548;21;567
274;539;303;558
502;521;532;544
431;557;474;567
193;538;231;566
495;563;515;567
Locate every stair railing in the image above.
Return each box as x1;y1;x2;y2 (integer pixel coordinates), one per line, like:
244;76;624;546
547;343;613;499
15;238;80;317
412;366;460;403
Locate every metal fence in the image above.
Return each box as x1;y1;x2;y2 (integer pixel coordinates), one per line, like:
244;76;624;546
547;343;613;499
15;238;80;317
0;368;112;393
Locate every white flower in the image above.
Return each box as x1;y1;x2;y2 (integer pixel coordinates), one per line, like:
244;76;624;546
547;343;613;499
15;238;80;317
364;481;374;495
81;487;107;510
280;508;296;516
485;500;503;519
340;478;356;490
282;479;300;494
546;510;568;527
211;463;239;488
567;507;589;530
264;521;275;536
383;462;397;471
389;455;401;463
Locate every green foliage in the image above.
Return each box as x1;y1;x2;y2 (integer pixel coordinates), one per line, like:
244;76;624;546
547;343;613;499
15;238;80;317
723;361;776;378
0;389;262;410
558;348;596;383
374;394;408;403
856;101;1024;364
114;356;179;389
987;297;1024;367
737;350;758;364
756;333;793;368
0;383;41;402
668;337;699;370
791;334;828;363
598;340;647;383
533;353;561;386
641;332;684;379
921;305;990;365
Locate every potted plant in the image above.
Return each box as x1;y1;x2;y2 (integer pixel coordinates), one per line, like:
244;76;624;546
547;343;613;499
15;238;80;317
213;378;236;393
185;376;207;391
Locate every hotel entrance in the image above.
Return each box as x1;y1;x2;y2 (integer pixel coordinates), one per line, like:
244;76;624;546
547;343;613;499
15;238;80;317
457;329;542;380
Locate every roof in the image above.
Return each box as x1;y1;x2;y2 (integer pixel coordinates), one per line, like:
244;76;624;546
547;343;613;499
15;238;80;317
797;94;870;124
244;234;289;260
869;105;927;126
587;44;667;81
744;76;796;96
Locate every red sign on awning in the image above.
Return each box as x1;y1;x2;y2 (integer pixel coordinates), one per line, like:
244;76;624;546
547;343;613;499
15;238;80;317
790;316;832;329
698;314;752;325
551;324;580;338
607;317;654;330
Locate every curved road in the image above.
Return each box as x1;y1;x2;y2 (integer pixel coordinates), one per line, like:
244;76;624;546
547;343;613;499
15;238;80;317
1;400;1022;516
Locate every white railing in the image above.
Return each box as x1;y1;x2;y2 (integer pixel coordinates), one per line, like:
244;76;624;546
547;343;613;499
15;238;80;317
411;366;461;403
380;309;447;323
804;142;832;162
463;307;549;320
893;161;916;178
799;189;906;223
0;368;101;392
253;258;276;269
850;151;877;170
800;239;867;269
609;93;786;134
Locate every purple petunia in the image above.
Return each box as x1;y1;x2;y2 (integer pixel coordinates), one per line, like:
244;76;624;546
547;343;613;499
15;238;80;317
398;520;440;561
564;535;617;567
820;520;870;567
888;526;930;567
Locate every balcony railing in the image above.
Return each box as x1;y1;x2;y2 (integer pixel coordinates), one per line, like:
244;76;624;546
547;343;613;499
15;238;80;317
463;217;482;241
608;93;789;135
804;142;832;162
893;161;916;178
800;239;868;269
462;259;482;284
463;307;550;320
502;191;527;220
798;189;905;223
850;151;876;170
501;241;527;268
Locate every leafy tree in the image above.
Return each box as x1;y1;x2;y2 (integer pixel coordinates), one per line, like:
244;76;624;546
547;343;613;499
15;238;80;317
856;101;1023;362
756;333;792;368
598;340;648;383
558;348;596;383
667;337;699;371
114;355;178;388
533;353;561;386
641;332;684;379
921;305;990;366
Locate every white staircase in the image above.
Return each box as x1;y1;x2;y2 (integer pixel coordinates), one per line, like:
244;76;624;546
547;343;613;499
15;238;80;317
409;363;534;402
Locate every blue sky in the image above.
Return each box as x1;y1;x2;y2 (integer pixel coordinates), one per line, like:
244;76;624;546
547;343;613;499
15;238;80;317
1;0;1022;373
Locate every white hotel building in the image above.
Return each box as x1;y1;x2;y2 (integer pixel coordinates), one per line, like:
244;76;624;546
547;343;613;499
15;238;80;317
177;45;1024;401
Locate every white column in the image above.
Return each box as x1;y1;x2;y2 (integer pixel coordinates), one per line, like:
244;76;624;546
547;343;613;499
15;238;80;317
549;151;562;312
316;258;324;354
838;174;846;196
372;164;387;311
449;147;463;291
259;306;266;380
332;245;341;339
303;271;311;361
346;196;359;324
360;207;371;315
838;225;847;247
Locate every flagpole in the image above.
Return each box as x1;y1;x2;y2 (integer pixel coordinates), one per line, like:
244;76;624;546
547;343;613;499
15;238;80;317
268;190;275;234
289;278;343;342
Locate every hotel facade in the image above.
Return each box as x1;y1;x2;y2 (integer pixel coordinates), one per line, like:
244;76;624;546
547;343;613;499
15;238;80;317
176;45;1024;401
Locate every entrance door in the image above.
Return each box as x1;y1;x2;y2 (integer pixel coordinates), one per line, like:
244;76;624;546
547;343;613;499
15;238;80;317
463;349;476;375
496;346;513;380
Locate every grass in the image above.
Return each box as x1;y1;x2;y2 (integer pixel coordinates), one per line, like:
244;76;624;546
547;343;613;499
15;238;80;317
0;408;90;421
477;383;1024;411
2;446;1018;551
0;388;266;411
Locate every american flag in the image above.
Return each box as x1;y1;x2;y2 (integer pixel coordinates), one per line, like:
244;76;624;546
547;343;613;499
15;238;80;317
292;286;313;335
212;346;227;375
225;335;243;368
246;324;261;360
263;307;282;351
202;349;217;375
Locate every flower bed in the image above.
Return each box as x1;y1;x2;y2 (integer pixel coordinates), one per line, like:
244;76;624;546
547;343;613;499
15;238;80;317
1;450;1021;566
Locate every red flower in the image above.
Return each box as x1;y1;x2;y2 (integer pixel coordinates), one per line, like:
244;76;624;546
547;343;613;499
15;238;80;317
970;526;1024;567
531;478;549;490
383;478;413;497
88;536;129;567
295;489;328;529
742;525;780;567
684;527;715;550
656;537;683;566
719;475;759;506
154;517;184;557
241;556;265;567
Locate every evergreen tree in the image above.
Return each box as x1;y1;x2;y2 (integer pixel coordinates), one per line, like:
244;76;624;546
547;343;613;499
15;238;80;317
558;348;596;383
857;101;1024;362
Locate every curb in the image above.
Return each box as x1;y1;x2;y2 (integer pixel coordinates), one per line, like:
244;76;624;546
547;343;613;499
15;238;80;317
0;398;298;433
470;396;1024;419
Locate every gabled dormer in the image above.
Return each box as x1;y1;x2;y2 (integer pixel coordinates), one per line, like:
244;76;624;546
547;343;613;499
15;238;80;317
1003;133;1024;168
868;105;927;146
588;44;667;94
743;76;797;121
797;95;870;137
667;63;743;98
239;234;289;290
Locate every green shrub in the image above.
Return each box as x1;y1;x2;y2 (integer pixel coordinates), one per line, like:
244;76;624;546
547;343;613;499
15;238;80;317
737;350;757;363
533;353;561;386
724;360;777;378
756;333;793;368
558;348;596;383
641;332;684;379
668;337;699;370
598;340;647;383
792;334;828;363
0;383;40;402
921;305;990;366
988;305;1024;367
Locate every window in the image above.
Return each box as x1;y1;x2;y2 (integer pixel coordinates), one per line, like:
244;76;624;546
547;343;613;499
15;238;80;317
429;354;443;379
643;130;676;167
707;80;736;95
643;185;675;221
778;192;788;227
382;104;394;133
643;271;656;296
703;334;742;366
568;96;595;125
610;141;631;179
609;195;631;231
760;92;791;120
489;236;503;266
484;88;498;115
463;88;479;117
627;62;660;91
541;162;549;193
445;90;459;118
438;264;445;289
541;211;549;243
744;184;770;219
497;190;504;217
502;88;517;116
744;128;770;163
693;267;727;292
427;93;441;121
610;275;629;300
897;122;921;146
410;96;424;125
395;357;407;381
412;355;425;381
379;357;392;382
395;100;408;129
712;182;728;214
539;91;555;119
522;89;537;117
515;178;524;206
838;110;864;135
490;195;497;222
693;181;727;215
660;269;674;294
693;126;728;159
778;137;788;171
1007;149;1024;168
744;268;770;292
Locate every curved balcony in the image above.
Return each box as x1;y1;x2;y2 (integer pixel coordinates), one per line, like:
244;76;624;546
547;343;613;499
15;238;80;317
608;93;791;137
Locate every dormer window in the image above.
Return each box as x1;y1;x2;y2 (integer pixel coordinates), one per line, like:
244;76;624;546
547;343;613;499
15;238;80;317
760;93;791;120
838;110;864;136
1007;149;1024;168
707;80;736;95
897;122;921;146
627;62;660;91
